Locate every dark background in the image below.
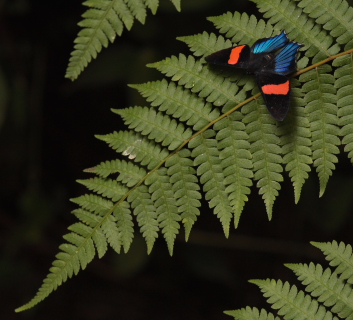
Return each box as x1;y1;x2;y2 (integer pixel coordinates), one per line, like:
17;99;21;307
1;0;353;319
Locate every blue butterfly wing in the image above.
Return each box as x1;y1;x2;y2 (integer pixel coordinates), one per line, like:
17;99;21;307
251;31;289;54
273;42;302;75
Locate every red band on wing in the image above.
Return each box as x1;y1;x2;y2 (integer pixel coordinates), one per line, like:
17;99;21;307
261;81;290;95
228;45;246;65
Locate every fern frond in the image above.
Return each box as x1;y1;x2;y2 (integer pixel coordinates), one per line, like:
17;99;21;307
128;184;158;253
225;307;280;320
311;241;353;283
20;0;353;310
214;112;253;226
333;53;353;164
65;0;181;80
114;106;193;150
242;98;283;218
165;149;201;240
146;168;180;255
286;262;353;319
300;65;340;196
15;219;105;312
190;130;233;237
226;241;353;320
130;79;220;131
250;279;338;320
296;0;353;50
278;83;312;203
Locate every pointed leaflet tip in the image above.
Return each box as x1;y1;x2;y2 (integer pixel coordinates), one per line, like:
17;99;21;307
170;0;181;11
265;202;273;221
223;225;230;238
319;177;328;198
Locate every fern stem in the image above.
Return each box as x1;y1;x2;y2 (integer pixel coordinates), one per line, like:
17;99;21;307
295;47;353;77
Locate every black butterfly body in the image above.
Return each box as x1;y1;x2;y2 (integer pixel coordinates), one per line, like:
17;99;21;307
205;31;303;121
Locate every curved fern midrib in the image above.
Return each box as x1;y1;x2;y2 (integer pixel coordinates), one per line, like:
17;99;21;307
256;0;332;57
75;0;116;67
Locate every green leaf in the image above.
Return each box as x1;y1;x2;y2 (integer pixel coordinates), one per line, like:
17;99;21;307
96;131;169;169
311;241;353;283
333;53;353;164
242;97;283;218
130;79;220;130
146;168;181;255
296;0;353;50
178;32;233;57
166;149;201;240
286;262;353;319
190;130;233;236
225;307;280;320
278;82;312;203
128;185;159;253
114;106;193;150
114;201;134;252
148;54;246;111
66;0;181;80
214;112;253;226
300;65;340;196
208;11;274;45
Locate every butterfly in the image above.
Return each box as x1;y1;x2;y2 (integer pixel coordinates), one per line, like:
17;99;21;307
205;31;303;121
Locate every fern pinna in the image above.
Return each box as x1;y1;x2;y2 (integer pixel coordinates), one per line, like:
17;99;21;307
65;0;181;80
17;0;353;312
225;241;353;320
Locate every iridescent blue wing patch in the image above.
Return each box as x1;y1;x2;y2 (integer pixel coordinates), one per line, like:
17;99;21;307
251;31;289;54
273;42;303;75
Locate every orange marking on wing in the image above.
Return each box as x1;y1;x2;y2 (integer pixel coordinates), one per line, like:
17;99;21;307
262;81;290;95
228;45;246;65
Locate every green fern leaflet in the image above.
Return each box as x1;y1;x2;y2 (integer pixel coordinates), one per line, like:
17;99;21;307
17;0;353;312
226;240;353;320
65;0;181;80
